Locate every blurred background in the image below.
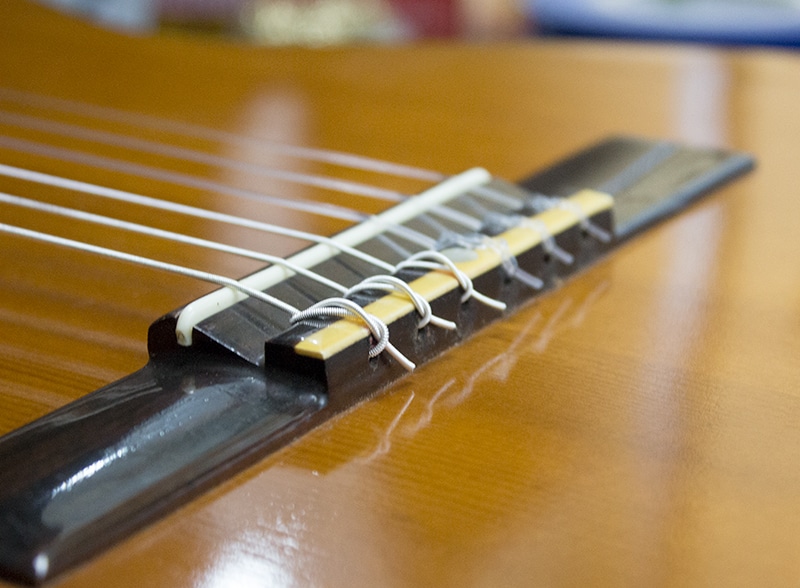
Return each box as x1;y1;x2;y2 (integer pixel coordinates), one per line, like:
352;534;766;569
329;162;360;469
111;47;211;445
31;0;800;46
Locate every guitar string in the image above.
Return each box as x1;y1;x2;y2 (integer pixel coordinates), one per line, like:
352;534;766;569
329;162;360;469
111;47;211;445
0;189;481;329
0;186;459;366
0;136;564;316
0;105;536;214
482;209;575;265
0;135;465;252
0;215;485;370
0;136;494;274
524;193;611;243
0;117;507;237
0;88;606;253
455;192;574;268
289;298;415;371
0;162;510;313
395;251;506;311
0;188;491;369
0;165;510;333
0;89;619;370
0;95;532;234
0;135;367;223
430;205;482;232
0;145;544;330
468;185;521;209
0;220;416;371
433;230;544;290
0;110;407;202
0;163;396;272
0;105;468;314
0;92;568;259
0;222;301;315
0;135;560;315
0;92;624;356
0;100;614;287
472;184;611;242
0;86;444;182
0;133;551;298
0;114;615;367
0;191;349;294
421;194;548;288
0;99;664;372
345;276;456;331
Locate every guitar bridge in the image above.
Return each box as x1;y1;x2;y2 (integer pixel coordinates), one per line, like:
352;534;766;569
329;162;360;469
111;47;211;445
0;136;753;584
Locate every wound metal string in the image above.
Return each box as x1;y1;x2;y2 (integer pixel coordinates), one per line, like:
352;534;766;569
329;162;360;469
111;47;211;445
290;297;416;371
345;275;456;331
396;250;507;311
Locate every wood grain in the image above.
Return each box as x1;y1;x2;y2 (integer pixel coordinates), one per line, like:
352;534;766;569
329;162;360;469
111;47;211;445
2;1;800;586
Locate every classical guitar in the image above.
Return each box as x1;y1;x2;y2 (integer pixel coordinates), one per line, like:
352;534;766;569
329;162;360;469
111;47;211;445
4;2;800;588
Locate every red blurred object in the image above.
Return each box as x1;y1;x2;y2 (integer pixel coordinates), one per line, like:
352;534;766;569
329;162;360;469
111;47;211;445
389;0;460;37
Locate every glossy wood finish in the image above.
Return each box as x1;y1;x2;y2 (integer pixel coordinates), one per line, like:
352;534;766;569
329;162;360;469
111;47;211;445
1;2;799;586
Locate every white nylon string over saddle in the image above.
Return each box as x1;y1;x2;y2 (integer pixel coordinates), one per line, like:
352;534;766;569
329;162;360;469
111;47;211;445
0;88;606;371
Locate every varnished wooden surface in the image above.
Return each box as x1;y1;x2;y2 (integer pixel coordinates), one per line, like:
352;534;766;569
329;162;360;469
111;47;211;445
2;2;800;586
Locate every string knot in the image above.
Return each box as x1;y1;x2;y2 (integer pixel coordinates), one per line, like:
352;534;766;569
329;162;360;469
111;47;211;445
290;297;415;371
527;194;611;243
396;250;507;311
346;275;456;331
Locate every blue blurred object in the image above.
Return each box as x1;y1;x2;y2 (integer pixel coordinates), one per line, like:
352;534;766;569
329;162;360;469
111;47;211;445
528;0;800;46
36;0;157;30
